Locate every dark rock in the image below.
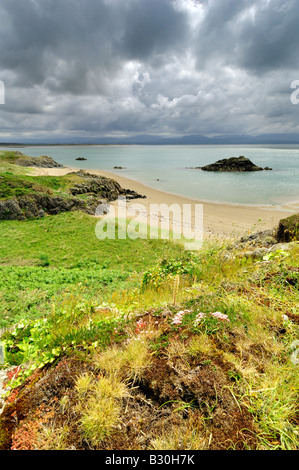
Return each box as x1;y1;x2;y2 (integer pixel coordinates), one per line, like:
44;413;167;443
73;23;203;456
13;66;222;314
0;198;26;220
199;156;270;172
276;213;299;242
38;209;46;218
113;166;126;169
15;155;64;168
75;157;87;161
120;188;146;200
0;194;86;220
68;171;145;201
0;192;110;220
239;229;277;247
0;170;146;220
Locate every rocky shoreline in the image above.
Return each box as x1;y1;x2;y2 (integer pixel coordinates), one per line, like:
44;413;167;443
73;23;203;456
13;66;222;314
0;152;146;221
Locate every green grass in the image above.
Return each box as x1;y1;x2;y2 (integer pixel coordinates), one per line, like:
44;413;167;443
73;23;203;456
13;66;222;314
0;211;184;269
0;173;66;200
0;211;185;328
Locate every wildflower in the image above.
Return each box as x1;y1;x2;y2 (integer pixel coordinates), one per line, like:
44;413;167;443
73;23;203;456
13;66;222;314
172;315;183;325
136;319;147;334
194;312;206;324
194;310;229;326
172;309;190;325
211;311;230;321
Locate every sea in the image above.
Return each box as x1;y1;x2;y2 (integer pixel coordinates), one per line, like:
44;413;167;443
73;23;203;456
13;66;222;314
1;144;299;208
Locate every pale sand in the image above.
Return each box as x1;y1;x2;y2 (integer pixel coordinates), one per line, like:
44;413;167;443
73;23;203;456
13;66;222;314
31;166;299;240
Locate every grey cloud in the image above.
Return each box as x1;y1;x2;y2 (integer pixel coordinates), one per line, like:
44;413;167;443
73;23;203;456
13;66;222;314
193;0;299;74
119;0;189;63
0;0;188;94
237;0;299;73
0;0;124;93
0;0;298;141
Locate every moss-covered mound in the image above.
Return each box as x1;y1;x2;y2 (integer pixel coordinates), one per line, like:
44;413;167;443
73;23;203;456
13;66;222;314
276;213;299;242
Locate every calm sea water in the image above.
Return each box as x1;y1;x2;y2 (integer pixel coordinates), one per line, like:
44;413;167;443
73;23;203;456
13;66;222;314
2;144;299;207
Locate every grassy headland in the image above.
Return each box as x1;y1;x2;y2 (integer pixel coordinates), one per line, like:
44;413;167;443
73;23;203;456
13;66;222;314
0;151;298;451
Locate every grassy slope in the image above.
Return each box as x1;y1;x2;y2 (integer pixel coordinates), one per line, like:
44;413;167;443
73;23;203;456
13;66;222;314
0;211;185;328
0;153;298;450
0;158;106;200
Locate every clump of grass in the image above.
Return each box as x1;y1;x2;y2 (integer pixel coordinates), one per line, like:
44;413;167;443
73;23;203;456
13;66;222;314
150;412;206;450
93;337;152;382
35;424;71;451
187;333;217;358
75;372;94;399
75;373;128;446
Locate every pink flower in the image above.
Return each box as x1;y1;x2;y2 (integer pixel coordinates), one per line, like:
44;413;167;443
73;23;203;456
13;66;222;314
194;312;206;324
136;319;147;334
211;311;230;321
194;310;230;326
172;309;190;325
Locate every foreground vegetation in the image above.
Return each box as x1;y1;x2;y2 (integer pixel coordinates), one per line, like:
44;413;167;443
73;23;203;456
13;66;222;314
0;223;298;450
0;152;298;450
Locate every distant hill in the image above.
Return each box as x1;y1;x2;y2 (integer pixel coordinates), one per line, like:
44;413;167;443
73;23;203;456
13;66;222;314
1;133;299;145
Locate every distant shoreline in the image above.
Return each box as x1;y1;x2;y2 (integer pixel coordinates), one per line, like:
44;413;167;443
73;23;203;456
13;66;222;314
31;164;299;240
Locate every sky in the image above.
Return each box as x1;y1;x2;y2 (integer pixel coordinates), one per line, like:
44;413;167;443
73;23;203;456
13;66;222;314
0;0;299;142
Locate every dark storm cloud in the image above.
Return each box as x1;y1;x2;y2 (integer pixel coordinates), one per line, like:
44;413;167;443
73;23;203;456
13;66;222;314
0;0;298;140
0;0;189;94
0;0;125;93
120;0;188;63
237;0;299;73
193;0;299;74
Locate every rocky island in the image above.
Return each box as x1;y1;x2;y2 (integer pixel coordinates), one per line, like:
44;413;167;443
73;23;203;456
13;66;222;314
188;156;272;172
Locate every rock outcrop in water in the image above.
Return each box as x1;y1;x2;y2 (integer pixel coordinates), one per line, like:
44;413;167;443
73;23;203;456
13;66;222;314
190;156;272;172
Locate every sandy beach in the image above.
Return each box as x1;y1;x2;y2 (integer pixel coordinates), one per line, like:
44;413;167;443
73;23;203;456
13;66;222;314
32;165;298;240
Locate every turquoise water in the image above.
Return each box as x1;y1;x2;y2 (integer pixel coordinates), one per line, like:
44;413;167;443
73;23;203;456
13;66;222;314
2;144;299;206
